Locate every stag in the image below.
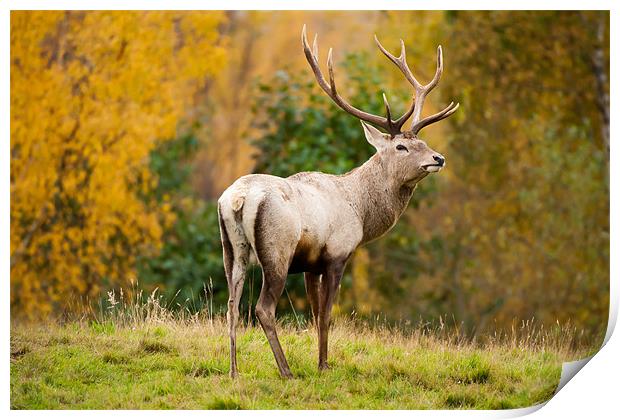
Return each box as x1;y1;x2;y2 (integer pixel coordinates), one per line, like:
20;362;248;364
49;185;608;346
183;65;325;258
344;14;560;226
218;26;459;378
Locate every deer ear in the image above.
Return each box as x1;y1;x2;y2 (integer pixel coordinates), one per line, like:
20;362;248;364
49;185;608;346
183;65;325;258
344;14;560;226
361;121;389;150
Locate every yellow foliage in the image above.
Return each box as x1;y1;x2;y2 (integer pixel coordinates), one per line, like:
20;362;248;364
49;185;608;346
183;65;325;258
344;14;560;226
349;248;375;315
10;11;227;317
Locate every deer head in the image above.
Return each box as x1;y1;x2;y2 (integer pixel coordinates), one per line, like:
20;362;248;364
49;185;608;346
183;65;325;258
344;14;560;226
302;25;458;186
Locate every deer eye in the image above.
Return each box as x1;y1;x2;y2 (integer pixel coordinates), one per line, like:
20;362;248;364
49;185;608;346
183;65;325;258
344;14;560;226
396;144;408;152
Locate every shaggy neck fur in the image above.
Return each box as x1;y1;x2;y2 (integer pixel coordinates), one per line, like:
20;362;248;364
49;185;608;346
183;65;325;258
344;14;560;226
340;153;416;244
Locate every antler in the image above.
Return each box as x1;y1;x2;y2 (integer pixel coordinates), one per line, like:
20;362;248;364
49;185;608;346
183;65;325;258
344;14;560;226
374;36;459;135
302;25;414;137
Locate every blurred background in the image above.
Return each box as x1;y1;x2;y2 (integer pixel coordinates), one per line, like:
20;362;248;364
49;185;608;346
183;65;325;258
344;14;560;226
10;11;609;342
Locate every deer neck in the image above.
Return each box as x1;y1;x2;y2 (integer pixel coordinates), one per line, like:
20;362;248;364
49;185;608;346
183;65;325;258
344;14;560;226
343;154;415;244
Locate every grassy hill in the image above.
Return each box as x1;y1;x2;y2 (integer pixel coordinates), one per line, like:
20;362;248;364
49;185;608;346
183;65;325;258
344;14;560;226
10;307;586;409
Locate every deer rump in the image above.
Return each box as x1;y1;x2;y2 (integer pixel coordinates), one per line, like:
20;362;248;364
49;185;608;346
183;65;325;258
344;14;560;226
218;173;358;277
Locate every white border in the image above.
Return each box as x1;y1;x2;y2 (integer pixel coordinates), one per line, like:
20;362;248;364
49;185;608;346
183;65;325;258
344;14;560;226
3;1;616;419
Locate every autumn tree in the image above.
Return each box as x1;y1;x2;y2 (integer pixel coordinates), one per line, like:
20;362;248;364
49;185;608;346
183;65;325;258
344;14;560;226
10;11;227;317
416;11;610;337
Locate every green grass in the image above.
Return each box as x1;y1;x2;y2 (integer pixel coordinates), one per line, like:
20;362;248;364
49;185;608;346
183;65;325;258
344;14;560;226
10;315;582;409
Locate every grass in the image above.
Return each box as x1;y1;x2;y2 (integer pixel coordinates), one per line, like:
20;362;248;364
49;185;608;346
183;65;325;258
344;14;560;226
11;314;588;409
10;287;594;409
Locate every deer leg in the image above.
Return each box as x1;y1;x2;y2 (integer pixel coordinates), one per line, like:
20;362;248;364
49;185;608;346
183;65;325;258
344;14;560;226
318;261;345;370
226;251;248;379
219;207;249;379
304;272;321;326
255;268;293;379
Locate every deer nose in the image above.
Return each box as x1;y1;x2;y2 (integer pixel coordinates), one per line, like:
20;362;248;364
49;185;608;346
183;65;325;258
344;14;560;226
433;155;445;166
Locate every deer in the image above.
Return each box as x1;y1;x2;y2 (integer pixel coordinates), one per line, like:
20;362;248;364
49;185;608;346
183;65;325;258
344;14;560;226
217;25;459;379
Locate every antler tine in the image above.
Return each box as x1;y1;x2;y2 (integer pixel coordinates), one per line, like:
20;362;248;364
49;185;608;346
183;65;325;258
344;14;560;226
382;93;398;135
312;33;318;58
327;48;337;94
375;36;422;90
302;25;399;135
411;102;460;134
426;45;444;92
301;25;330;96
382;92;392;121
